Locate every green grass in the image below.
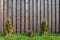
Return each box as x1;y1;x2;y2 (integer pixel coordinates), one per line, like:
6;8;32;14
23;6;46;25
0;33;60;40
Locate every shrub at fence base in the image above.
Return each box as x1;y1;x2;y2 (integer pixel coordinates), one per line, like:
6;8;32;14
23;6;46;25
27;29;33;37
40;19;48;35
4;17;13;37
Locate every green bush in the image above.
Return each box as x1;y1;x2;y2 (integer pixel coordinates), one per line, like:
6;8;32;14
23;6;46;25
40;19;48;35
4;17;13;37
27;30;33;37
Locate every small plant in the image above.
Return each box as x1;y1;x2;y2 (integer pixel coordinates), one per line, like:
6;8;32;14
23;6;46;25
40;19;48;35
4;17;13;37
27;29;33;37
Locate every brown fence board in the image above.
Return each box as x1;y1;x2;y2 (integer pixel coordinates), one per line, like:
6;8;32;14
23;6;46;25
34;0;36;32
52;0;55;33
30;0;32;30
26;0;28;32
22;0;24;33
3;0;7;33
0;0;3;33
45;0;47;23
56;0;59;33
17;0;20;33
41;0;44;22
13;0;16;33
37;0;40;33
49;0;52;33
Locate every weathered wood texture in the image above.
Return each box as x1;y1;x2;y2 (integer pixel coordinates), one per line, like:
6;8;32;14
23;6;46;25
0;0;59;33
0;0;3;33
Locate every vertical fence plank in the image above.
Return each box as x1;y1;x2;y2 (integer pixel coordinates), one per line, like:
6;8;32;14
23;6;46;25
24;0;26;33
22;0;24;33
0;0;3;33
3;0;7;32
45;0;47;23
0;0;1;26
59;0;60;33
36;0;38;33
56;0;59;33
34;0;36;32
0;0;1;32
11;0;13;26
26;0;28;32
37;0;40;33
28;0;30;30
17;0;20;33
32;0;34;32
49;0;52;33
45;0;48;30
41;0;44;22
52;0;55;33
39;0;41;33
9;0;11;20
47;0;49;31
8;0;13;25
20;0;22;33
13;0;16;33
30;0;32;30
51;0;53;33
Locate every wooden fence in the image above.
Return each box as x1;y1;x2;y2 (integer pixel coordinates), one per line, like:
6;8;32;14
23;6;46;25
0;0;59;33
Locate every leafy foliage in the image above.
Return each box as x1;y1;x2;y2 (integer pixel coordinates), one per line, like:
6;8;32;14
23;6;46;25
4;17;13;37
40;19;48;35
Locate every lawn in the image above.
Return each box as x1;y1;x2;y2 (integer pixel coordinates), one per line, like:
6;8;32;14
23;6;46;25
0;33;60;40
